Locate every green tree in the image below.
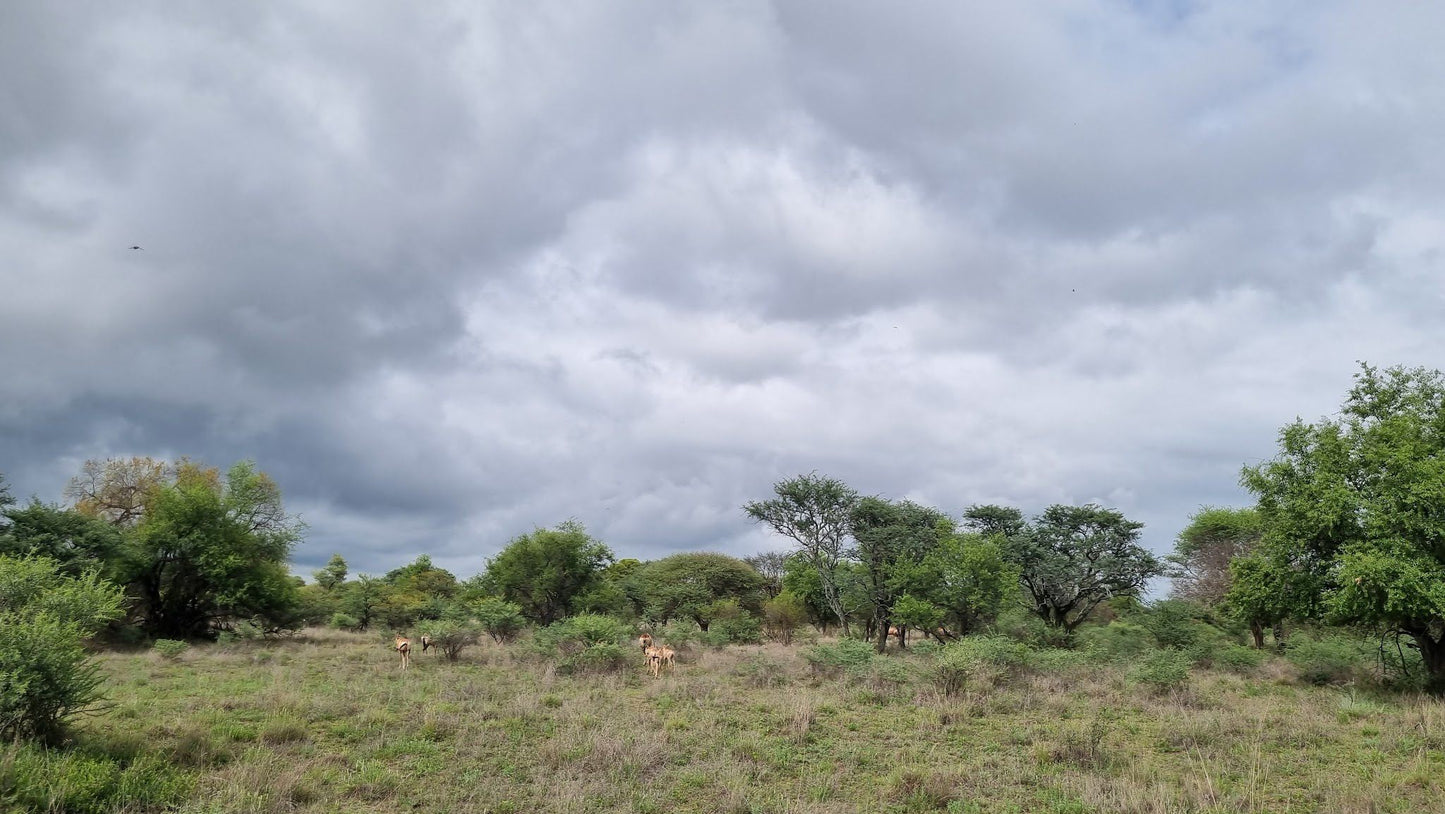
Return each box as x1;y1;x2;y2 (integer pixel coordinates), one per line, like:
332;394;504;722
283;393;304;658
483;521;612;625
0;501;126;579
632;552;765;630
0;555;125;744
470;597;526;643
375;554;457;628
745;474;860;635
125;461;302;638
761;591;809;645
342;574;384;630
978;503;1159;636
1242;364;1445;690
313;554;348;591
924;532;1016;635
744;551;789;598
850;498;951;651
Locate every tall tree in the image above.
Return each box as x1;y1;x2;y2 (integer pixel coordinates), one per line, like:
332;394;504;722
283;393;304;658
744;474;859;635
850;498;950;651
483;521;612;625
0;501;125;578
1242;364;1445;690
743;551;789;599
126;460;303;638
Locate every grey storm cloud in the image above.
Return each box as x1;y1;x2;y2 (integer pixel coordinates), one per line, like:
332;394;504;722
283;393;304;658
4;1;1445;581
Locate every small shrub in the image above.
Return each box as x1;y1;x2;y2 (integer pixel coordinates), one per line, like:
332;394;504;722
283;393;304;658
1130;649;1192;693
707;614;763;646
762;592;808;645
471;598;526;644
532;614;632;658
1077;622;1154;663
328;612;361;631
151;639;189;660
417;619;482;661
930;636;1032;695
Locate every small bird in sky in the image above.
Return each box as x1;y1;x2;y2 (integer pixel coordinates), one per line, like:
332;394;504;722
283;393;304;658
129;246;143;250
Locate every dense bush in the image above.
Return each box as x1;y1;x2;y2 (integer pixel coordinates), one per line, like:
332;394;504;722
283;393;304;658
1077;622;1155;663
0;745;192;814
0;556;124;744
1285;633;1376;686
1213;644;1267;674
803;638;875;678
328;612;361;631
532;614;632;662
1129;649;1192;692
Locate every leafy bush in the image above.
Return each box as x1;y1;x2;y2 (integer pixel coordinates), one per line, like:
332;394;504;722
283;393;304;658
803;638;876;678
416;619;481;661
705;613;763;646
1285;633;1375;686
0;556;124;744
328;612;361;631
471;598;526;644
863;655;914;693
930;636;1032;695
1212;644;1266;675
559;642;631;675
1129;649;1192;692
762;592;809;645
151;639;189;660
1077;622;1155;663
531;614;632;659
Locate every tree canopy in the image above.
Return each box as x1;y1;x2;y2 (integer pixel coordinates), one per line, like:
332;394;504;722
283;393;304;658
483;521;612;625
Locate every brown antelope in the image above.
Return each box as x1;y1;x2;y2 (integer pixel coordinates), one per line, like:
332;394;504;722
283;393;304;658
394;635;412;670
420;634;434;654
646;644;676;678
638;633;654;652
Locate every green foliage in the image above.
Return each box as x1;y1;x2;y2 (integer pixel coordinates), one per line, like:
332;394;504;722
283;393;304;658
762;591;809;645
0;502;125;579
1139;600;1212;650
802;638;876;678
1077;622;1154;663
0;556;124;744
1241;364;1445;690
1129;649;1192;693
483;522;612;625
416;619;481;661
151;639;189;660
1285;633;1375;686
892;594;946;635
560;642;630;675
328;612;361;631
931;636;1032;695
702;604;763;646
924;533;1016;634
745;474;860;632
0;745;192;814
971;503;1159;634
631;552;765;629
532;614;632;662
1213;645;1267;674
125;460;302;639
470;597;526;643
850;497;951;651
313;553;348;591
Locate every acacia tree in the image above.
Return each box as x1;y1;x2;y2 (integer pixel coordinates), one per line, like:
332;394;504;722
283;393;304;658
970;503;1159;635
1242;364;1445;690
631;552;764;630
744;474;859;635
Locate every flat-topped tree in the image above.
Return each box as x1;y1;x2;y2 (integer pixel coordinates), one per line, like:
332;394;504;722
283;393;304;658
968;503;1158;635
745;474;859;636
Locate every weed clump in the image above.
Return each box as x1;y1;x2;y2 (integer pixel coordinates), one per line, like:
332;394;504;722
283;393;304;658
151;639;189;660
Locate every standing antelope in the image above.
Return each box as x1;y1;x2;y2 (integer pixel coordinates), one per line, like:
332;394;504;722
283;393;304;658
645;644;676;678
638;633;654;652
420;634;434;654
394;635;412;670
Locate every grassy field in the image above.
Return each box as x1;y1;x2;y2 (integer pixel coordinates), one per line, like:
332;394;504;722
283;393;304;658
6;630;1445;813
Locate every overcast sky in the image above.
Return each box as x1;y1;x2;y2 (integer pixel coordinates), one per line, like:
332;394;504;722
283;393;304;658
4;2;1444;582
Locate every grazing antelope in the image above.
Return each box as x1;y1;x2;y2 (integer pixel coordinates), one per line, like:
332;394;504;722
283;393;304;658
638;633;654;652
394;635;412;670
646;644;676;678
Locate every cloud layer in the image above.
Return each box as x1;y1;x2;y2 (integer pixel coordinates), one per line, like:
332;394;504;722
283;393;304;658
5;1;1444;579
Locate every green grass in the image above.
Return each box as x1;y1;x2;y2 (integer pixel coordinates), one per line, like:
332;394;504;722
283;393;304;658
6;629;1445;812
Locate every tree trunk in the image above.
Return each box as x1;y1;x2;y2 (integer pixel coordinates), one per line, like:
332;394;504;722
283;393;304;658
1413;632;1445;695
1250;620;1265;649
1272;621;1286;650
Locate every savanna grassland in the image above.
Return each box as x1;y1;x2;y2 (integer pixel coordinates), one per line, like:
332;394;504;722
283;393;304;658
7;630;1445;814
